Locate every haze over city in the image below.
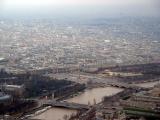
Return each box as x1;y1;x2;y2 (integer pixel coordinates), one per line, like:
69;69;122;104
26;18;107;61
0;0;160;19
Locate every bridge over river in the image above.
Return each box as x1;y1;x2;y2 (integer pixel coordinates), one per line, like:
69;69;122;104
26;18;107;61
106;82;149;90
42;100;90;110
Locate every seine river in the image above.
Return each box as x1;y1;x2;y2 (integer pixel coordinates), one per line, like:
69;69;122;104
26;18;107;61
66;87;123;105
32;87;123;120
32;107;77;120
31;81;159;120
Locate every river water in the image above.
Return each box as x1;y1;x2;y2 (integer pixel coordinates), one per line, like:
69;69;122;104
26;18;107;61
32;107;77;120
32;87;123;120
66;87;123;105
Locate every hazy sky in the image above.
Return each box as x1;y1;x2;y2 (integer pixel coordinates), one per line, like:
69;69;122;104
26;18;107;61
1;0;157;6
0;0;160;18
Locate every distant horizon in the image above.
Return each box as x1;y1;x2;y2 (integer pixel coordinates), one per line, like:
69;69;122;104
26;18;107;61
0;0;160;19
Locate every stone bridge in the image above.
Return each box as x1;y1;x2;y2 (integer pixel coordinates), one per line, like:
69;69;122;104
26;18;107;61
107;82;148;90
42;100;90;110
